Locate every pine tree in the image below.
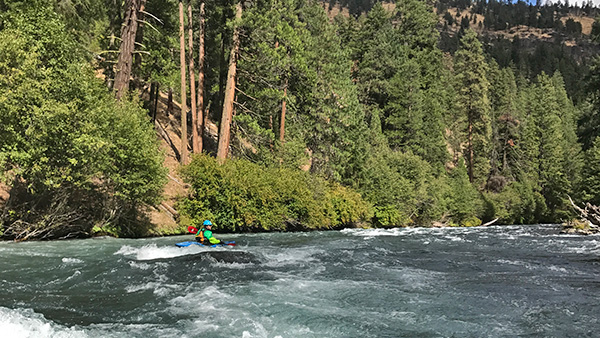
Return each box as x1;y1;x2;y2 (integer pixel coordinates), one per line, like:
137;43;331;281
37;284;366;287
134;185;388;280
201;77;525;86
488;62;521;183
522;73;571;219
355;0;448;168
581;137;600;205
454;29;492;186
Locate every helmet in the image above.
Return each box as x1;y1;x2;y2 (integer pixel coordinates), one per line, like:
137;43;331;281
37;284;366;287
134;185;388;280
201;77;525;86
203;220;213;226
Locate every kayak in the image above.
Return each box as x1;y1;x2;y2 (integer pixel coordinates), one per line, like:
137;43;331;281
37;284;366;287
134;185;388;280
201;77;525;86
175;241;236;248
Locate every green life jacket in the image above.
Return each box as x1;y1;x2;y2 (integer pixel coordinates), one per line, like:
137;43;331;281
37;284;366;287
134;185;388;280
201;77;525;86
196;228;219;244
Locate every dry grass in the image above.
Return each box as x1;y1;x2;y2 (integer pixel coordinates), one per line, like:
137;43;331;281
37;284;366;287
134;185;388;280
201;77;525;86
561;15;595;35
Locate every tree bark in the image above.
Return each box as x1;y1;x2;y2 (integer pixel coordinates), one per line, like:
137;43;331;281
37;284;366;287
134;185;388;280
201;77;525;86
280;79;287;143
216;2;242;164
114;0;145;101
179;0;188;164
133;0;146;73
152;82;160;123
149;81;156;118
197;1;206;153
167;88;173;116
467;109;474;183
187;2;199;154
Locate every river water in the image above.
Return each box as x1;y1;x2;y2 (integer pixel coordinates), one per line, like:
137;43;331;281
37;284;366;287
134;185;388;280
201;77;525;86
0;225;599;337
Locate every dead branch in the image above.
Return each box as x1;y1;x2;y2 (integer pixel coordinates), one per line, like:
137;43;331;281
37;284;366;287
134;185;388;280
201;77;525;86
568;195;600;228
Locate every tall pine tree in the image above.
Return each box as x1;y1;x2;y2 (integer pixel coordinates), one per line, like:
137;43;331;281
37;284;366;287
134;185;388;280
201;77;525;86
454;29;492;186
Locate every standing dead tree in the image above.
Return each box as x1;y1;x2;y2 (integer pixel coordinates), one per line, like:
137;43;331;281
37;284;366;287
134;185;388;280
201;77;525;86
217;1;243;164
114;0;147;100
179;0;189;164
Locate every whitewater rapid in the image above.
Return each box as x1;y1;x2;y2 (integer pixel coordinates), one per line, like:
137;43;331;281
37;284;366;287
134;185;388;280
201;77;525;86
1;225;599;337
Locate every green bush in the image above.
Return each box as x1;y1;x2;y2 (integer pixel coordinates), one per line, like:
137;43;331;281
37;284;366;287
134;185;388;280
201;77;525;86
179;154;371;231
0;4;166;239
482;180;547;225
445;159;483;224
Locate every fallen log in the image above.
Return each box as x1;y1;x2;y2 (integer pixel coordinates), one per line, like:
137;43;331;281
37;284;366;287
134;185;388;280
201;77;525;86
568;196;600;228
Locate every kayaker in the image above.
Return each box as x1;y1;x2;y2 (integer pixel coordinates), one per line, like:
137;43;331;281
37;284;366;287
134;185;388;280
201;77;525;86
195;220;222;245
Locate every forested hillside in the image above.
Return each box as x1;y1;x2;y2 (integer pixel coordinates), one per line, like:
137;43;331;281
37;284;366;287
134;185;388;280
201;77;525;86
1;0;600;239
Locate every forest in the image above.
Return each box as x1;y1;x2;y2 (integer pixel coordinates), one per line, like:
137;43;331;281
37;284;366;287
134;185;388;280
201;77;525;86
1;0;600;239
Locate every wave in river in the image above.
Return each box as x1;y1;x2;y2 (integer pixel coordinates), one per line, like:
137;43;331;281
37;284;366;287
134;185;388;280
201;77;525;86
0;307;87;338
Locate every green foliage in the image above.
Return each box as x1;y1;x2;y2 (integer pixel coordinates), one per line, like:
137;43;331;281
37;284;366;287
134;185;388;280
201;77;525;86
354;0;449;168
580;137;600;206
460;216;481;227
580;56;600;150
518;72;580;220
482;180;546;224
2;0;595;236
454;29;492;186
180;155;370;231
0;3;166;238
446;159;482;224
591;16;600;42
488;62;522;180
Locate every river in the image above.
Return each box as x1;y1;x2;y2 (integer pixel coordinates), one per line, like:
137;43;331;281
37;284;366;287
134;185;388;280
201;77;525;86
0;225;599;337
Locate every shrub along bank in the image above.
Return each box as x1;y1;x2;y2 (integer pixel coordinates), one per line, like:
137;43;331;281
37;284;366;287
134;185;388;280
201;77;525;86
179;155;371;232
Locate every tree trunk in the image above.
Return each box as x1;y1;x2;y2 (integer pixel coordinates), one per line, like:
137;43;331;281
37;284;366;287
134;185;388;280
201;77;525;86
275;40;287;144
179;0;188;164
197;1;206;153
216;2;242;164
114;0;145;101
167;88;173;116
467;110;474;183
280;79;288;143
133;1;146;73
216;6;229;123
149;81;156;118
187;2;199;154
152;82;160;123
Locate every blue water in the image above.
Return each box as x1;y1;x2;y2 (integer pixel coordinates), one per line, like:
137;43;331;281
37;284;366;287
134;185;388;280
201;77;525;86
1;225;599;337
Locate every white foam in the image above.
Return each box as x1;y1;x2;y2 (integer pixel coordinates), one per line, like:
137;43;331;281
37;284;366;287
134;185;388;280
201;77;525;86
213;262;255;269
341;227;479;239
0;306;87;338
128;261;152;270
65;271;82;282
341;228;405;238
125;282;178;297
61;258;84;264
262;247;324;268
242;322;268;338
114;243;208;261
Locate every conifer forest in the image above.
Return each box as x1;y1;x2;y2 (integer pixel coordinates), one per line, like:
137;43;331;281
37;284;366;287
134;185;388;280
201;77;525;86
1;0;600;239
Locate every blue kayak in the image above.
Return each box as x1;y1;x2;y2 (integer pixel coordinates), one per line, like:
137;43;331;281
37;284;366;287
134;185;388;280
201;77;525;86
175;241;236;248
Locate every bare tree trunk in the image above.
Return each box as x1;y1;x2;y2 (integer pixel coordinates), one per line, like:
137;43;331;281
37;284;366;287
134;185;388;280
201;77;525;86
187;2;199;154
152;82;160;122
133;0;146;74
197;1;206;153
149;81;156;117
274;40;286;144
216;1;242;164
179;0;188;164
114;0;145;100
468;114;474;183
280;79;287;143
167;88;173;116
